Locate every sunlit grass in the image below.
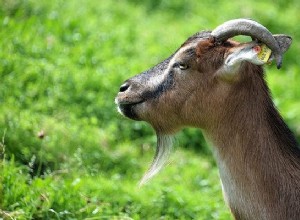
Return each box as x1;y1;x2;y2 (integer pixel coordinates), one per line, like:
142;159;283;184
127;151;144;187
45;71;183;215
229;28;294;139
1;0;300;219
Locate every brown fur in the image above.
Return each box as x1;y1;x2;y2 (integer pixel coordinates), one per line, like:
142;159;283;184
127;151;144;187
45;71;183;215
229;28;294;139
116;35;300;220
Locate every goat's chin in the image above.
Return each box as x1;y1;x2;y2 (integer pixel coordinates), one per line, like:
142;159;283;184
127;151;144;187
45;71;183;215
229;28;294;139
118;103;179;185
117;103;142;121
139;133;174;186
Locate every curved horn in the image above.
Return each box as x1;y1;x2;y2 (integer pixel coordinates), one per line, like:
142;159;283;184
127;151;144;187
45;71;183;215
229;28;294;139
211;19;282;69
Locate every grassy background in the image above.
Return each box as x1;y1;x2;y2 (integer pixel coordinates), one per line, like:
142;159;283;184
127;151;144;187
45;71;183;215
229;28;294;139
1;0;300;219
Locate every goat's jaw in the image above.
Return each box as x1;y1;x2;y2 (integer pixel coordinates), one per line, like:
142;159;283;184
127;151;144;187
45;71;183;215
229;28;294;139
115;100;144;120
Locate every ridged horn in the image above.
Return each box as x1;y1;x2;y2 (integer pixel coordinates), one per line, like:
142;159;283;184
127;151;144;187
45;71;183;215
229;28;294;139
211;19;282;69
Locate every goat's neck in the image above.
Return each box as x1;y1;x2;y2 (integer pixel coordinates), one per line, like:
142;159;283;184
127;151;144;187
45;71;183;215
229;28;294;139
206;71;298;166
203;73;300;219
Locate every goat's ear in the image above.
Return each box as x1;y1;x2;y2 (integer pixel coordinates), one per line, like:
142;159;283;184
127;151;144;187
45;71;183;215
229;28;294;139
273;34;292;54
216;42;266;80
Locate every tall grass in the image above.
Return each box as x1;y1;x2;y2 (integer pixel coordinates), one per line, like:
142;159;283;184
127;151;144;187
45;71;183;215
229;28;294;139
1;0;300;219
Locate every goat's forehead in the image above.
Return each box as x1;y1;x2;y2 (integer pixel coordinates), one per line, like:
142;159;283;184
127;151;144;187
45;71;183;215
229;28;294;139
173;42;198;60
173;35;210;61
183;30;212;45
174;30;212;57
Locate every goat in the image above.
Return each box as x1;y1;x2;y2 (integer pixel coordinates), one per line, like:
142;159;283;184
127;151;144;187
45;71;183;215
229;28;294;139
115;19;300;220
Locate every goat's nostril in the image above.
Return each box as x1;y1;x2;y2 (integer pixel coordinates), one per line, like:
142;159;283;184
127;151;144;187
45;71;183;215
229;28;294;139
119;83;130;92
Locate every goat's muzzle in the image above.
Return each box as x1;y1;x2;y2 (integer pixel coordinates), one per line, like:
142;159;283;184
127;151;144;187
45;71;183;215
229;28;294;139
115;81;145;120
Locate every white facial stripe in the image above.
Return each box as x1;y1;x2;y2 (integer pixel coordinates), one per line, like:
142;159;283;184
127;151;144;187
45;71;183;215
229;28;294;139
168;42;199;69
145;71;164;89
146;42;199;91
146;43;197;89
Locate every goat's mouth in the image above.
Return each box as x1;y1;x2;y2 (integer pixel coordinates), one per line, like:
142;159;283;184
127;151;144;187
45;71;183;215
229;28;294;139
116;99;145;120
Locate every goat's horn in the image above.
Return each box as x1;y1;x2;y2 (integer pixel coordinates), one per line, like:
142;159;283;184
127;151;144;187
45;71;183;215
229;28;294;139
211;18;282;69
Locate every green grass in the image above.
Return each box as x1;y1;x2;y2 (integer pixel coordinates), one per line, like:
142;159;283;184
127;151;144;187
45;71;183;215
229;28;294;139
1;0;300;219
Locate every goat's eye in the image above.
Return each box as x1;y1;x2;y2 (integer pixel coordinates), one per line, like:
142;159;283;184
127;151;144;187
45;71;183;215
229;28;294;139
178;63;189;70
